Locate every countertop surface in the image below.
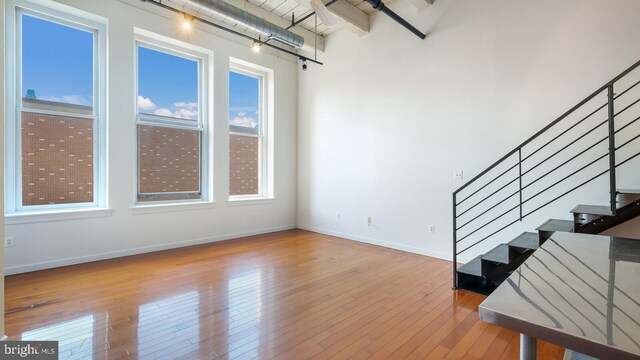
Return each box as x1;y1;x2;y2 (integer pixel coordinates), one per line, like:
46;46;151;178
479;232;640;360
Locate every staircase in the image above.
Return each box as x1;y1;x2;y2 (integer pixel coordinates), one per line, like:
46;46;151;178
456;190;640;295
452;60;640;295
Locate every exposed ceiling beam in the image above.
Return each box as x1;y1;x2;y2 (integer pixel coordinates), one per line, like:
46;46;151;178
406;0;433;11
327;0;369;36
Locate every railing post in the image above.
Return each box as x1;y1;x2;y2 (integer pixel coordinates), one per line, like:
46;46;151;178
452;192;458;289
607;84;617;215
518;148;523;221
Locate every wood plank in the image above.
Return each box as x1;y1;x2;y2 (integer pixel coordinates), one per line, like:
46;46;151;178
4;229;565;359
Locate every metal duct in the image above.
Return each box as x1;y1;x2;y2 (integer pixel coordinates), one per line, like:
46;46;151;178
186;0;305;48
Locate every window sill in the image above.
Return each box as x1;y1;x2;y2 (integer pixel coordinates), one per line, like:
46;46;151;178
5;208;113;225
131;201;216;215
227;197;275;206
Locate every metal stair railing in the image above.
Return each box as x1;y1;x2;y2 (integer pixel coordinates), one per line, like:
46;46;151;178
452;59;640;289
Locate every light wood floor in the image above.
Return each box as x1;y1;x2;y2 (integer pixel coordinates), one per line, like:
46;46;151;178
5;229;564;359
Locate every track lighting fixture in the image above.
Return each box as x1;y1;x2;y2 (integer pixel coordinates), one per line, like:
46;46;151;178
182;15;193;31
251;38;262;52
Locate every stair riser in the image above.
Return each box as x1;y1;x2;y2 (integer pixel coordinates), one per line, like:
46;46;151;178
574;213;604;226
618;193;640;208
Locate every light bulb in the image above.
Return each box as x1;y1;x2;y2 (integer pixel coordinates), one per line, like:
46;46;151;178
182;17;192;31
252;40;261;52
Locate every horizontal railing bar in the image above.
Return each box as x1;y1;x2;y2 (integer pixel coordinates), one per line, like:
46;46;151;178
459;151;640;256
457;203;520;243
615;114;640;134
523;169;609;218
614;78;640;101
519;82;638;164
608;59;640;88
521;119;607;178
616;150;640;167
522;103;606;163
453;58;640;196
454;149;519;195
457;162;519;206
616;133;640;151
457;218;520;255
457;176;519;218
614;97;640;118
522;136;608;191
522;153;608;205
456;189;520;230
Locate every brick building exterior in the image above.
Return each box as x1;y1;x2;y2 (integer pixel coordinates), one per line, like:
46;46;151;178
21;98;259;205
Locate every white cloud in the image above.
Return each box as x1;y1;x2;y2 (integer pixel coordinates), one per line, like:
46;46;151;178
138;96;156;110
153;108;174;117
229;116;258;128
177;109;197;118
237;111;246;117
174;101;198;110
40;95;91;106
149;100;198;120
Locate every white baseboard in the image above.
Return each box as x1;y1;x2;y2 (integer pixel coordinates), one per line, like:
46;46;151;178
5;224;296;275
296;224;473;264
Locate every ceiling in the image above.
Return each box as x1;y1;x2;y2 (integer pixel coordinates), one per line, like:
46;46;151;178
245;0;377;36
158;0;431;54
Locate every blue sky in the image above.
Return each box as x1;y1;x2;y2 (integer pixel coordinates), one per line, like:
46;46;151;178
137;46;199;120
22;14;93;106
229;71;259;129
22;14;259;126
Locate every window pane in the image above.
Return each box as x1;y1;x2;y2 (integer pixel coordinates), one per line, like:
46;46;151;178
137;46;198;120
229;71;260;135
229;71;261;196
22;111;94;205
138;125;201;201
229;134;259;196
22;14;93;108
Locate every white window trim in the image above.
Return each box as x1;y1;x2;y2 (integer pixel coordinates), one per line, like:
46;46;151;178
4;0;108;217
229;58;274;202
133;28;214;207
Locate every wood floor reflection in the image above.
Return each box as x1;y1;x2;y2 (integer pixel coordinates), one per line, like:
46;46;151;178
5;229;564;359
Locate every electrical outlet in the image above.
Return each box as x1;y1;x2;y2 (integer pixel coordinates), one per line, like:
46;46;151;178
367;216;372;227
428;225;435;233
454;170;464;180
5;237;15;248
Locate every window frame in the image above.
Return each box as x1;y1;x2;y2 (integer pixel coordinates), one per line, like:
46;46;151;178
228;58;274;201
4;0;108;215
133;30;213;206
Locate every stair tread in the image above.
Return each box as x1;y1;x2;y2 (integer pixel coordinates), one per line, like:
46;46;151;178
537;219;574;232
618;189;640;194
508;232;540;250
571;204;613;216
457;256;482;276
483;244;510;264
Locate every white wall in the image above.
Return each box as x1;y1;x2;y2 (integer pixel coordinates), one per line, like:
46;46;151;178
298;0;640;262
4;0;299;274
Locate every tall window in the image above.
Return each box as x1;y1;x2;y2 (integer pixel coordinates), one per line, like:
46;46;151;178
229;60;273;199
135;33;210;204
5;1;107;214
